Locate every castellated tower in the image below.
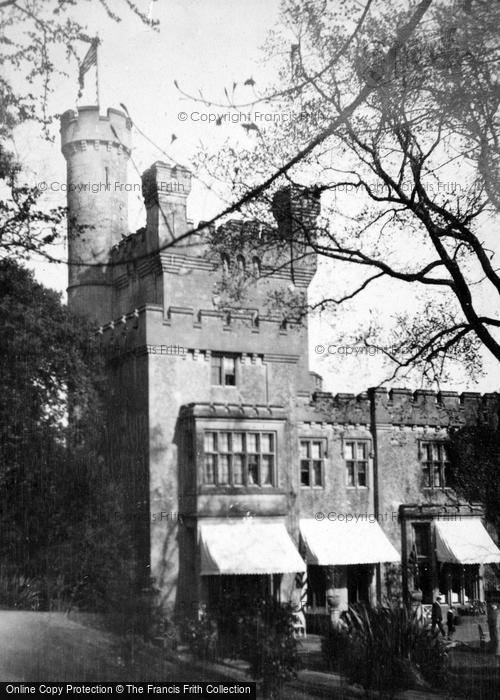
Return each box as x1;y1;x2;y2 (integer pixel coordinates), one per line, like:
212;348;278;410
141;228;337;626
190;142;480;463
60;103;324;612
60;106;132;322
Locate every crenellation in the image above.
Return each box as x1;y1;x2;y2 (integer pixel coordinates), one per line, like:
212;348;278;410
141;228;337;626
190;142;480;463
437;390;460;407
389;388;412;404
413;389;437;404
460;391;482;404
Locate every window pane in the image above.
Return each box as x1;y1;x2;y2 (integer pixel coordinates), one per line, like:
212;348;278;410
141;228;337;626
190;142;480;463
433;463;442;487
313;460;322;486
211;356;222;384
219;432;231;453
247;433;259;453
261;455;273;485
422;465;431;488
346;462;355;487
357;462;367;487
357;442;367;460
261;433;274;453
443;461;451;487
233;454;244;485
223;356;236;385
421;442;450;489
204;454;216;484
311;442;322;459
345;442;354;460
204;432;217;452
301;462;310;486
247;455;259;485
233;432;244;453
218;455;230;484
300;441;309;459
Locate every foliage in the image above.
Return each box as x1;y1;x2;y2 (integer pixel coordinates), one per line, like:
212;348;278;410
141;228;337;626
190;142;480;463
187;0;500;386
182;592;300;699
183;612;219;662
1;0;157;139
384;563;404;604
0;259;101;573
0;569;43;610
323;604;448;695
243;600;300;699
448;423;500;533
0;259;148;617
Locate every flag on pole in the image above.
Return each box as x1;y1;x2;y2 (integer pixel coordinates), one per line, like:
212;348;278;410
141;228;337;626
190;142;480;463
79;38;99;91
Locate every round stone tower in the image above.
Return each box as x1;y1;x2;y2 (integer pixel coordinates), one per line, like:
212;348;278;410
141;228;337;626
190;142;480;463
60;106;132;321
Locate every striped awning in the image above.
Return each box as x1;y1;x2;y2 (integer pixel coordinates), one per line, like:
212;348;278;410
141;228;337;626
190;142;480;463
199;519;306;575
435;518;500;565
300;518;400;566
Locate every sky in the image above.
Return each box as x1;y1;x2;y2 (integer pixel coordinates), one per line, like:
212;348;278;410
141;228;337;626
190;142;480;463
8;0;500;395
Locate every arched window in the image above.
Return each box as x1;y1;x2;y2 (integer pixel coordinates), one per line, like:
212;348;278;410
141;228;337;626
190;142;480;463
236;254;246;271
252;256;261;278
221;253;230;274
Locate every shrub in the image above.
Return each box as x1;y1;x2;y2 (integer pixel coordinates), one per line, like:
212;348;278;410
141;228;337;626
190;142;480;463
183;613;219;661
0;569;43;610
181;593;300;698
241;600;300;699
323;604;448;695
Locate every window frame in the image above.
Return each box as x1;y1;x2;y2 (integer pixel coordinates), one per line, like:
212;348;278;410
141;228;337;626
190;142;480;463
343;439;370;489
203;429;277;488
419;439;451;489
210;353;237;386
299;438;326;489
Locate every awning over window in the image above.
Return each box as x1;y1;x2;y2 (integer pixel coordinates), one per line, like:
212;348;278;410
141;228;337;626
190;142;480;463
199;520;306;575
435;518;500;565
299;518;400;566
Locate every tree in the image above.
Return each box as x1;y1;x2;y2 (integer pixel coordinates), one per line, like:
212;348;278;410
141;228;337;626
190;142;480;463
0;259;142;614
448;422;500;533
0;259;94;582
0;0;156;261
184;0;500;386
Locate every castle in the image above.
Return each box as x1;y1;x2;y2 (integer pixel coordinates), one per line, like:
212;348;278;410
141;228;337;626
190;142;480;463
60;105;500;625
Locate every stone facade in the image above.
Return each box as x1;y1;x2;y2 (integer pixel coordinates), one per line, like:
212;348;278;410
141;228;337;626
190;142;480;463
60;106;499;619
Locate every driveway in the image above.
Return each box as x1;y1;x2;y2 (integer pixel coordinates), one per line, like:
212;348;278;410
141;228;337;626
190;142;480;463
0;611;195;682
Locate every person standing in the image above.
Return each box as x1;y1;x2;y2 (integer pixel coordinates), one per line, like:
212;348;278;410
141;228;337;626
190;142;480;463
447;606;456;639
431;595;446;636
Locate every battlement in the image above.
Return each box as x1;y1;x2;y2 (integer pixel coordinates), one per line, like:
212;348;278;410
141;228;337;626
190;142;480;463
212;216;317;288
306;387;500;427
142;161;192;207
368;387;500;409
371;387;499;426
60;105;132;156
110;228;148;261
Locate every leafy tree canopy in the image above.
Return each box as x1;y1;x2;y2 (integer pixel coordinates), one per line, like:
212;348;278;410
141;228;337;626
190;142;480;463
185;0;500;387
